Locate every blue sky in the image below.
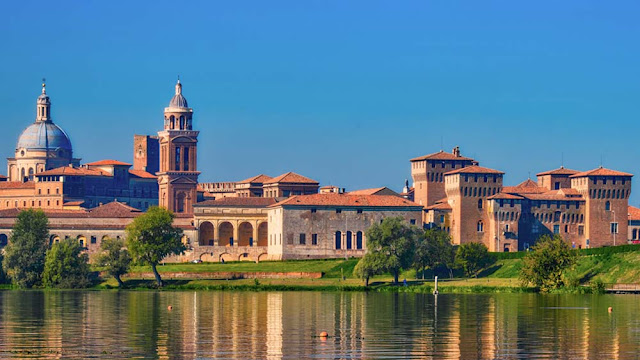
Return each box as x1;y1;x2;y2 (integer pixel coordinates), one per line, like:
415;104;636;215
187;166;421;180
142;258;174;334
2;1;640;204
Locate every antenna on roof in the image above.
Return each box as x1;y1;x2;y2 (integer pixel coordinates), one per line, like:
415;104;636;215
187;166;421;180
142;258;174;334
528;171;531;180
600;154;603;168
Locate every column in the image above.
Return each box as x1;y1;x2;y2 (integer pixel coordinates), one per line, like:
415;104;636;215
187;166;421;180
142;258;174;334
233;221;239;247
214;221;220;246
253;221;259;247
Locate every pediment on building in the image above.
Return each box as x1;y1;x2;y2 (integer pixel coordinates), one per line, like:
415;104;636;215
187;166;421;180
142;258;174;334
169;176;198;185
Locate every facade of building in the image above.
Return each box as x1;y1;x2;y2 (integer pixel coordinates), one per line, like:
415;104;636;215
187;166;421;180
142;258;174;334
417;147;634;251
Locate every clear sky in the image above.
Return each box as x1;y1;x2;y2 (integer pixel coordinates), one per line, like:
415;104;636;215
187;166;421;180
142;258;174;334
2;1;640;204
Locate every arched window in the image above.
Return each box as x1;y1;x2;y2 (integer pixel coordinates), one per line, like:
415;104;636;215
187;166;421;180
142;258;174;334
170;115;175;129
346;231;352;249
20;168;25;182
605;201;611;211
356;231;363;249
335;231;342;249
477;220;484;232
477;199;483;209
179;116;185;130
633;229;638;240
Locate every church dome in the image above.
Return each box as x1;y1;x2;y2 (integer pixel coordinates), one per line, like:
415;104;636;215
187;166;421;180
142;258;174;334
16;121;72;151
167;79;189;109
169;93;188;108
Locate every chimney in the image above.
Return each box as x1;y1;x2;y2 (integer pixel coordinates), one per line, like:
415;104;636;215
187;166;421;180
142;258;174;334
452;146;461;157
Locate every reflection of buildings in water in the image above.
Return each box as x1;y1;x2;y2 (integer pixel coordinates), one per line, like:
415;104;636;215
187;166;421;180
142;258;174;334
266;292;283;360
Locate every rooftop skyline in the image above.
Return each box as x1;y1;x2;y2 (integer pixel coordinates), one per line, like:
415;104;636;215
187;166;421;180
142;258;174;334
2;1;640;205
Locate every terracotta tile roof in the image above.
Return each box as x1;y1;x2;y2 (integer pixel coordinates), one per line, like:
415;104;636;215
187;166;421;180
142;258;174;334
85;159;132;166
521;190;585;201
237;174;273;184
488;193;525;200
444;165;504;176
271;194;422;208
263;172;319;185
88;201;142;217
0;175;7;179
0;181;36;189
63;200;85;206
194;197;279;208
37;166;110;177
570;167;633;178
629;206;640;221
558;188;581;197
424;202;452;211
410;150;474;162
347;187;399;196
536;167;579;176
502;179;546;194
128;169;157;179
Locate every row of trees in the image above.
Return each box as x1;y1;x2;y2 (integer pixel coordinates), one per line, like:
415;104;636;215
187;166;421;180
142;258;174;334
1;206;185;289
353;217;494;285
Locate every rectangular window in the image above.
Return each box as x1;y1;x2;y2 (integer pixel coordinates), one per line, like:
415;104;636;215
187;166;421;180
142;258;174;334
578;225;584;235
183;147;189;171
311;208;317;213
357;209;363;214
90;236;96;244
554;182;560;190
565;225;568;233
410;219;416;225
175;147;181;171
299;233;306;245
553;225;560;234
611;222;618;234
336;209;342;214
312;234;318;245
440;215;445;223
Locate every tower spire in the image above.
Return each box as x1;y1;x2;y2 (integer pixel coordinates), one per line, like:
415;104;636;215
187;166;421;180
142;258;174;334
42;78;46;94
175;77;182;95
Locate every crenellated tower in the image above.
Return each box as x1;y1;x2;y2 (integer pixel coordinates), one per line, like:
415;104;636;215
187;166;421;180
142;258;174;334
157;79;199;214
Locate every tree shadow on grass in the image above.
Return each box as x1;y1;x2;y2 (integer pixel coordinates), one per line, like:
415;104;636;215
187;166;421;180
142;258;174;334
477;265;501;278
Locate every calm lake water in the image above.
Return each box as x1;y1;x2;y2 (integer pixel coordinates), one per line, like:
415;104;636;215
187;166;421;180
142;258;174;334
0;290;638;359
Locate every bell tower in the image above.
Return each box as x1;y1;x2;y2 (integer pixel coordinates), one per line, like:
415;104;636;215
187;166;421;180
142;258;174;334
157;79;199;214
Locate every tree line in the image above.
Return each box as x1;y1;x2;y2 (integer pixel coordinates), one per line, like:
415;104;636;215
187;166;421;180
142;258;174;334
354;217;578;291
0;206;185;289
353;217;495;286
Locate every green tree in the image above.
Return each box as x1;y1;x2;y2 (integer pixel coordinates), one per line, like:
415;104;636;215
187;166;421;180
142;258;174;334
519;234;577;292
126;206;185;287
413;229;455;279
2;209;49;288
353;252;386;286
365;217;421;284
0;253;6;284
95;237;132;288
455;242;493;277
43;238;91;288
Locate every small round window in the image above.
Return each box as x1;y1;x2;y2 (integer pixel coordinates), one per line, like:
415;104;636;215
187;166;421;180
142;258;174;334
20;150;25;156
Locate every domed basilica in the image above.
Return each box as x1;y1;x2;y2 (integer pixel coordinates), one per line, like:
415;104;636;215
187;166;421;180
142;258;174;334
7;81;80;182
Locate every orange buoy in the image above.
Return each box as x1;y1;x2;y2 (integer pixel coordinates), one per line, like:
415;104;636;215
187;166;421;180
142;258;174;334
608;307;613;313
168;305;173;311
319;331;328;337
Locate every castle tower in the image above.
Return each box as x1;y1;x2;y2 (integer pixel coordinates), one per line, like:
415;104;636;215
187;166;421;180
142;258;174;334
157;79;199;214
410;147;476;208
570;167;632;248
444;165;504;248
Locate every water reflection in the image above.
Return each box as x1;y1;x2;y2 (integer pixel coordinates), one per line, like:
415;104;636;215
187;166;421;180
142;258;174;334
0;290;639;359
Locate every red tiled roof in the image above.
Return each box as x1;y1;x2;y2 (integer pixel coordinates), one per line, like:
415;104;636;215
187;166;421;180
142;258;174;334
629;206;640;221
488;193;525;200
37;166;110;177
502;179;546;194
237;174;272;184
0;181;36;189
347;187;399;196
128;169;157;179
0;175;8;179
263;172;319;184
536;167;579;176
195;197;279;208
89;201;142;217
424;202;452;211
444;165;504;175
85;159;132;166
570;167;633;178
271;194;422;208
521;190;585;201
63;201;85;206
410;150;474;162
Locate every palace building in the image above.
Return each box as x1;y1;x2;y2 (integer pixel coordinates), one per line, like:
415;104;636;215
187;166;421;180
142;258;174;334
416;147;635;251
